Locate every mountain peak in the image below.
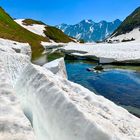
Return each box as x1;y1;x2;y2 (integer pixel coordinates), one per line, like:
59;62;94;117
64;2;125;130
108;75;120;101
85;19;93;23
80;19;94;24
115;19;121;22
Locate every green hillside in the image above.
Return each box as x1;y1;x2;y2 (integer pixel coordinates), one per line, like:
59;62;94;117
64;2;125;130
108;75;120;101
22;19;46;25
113;7;140;36
0;7;49;60
44;26;73;43
0;8;74;60
22;19;74;43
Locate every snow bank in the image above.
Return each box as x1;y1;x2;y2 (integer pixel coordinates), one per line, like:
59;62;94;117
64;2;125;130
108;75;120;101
0;38;31;85
0;38;31;58
15;19;46;37
43;57;67;79
0;51;35;140
62;42;140;63
15;62;140;140
0;37;140;140
41;41;67;49
110;28;140;43
0;51;30;86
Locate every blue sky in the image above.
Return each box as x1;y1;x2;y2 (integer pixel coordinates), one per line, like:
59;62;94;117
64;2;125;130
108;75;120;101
0;0;140;25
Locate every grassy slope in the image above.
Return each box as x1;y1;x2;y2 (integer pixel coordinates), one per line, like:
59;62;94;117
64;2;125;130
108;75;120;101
0;7;50;60
113;7;140;36
44;26;73;43
22;19;74;43
23;19;46;25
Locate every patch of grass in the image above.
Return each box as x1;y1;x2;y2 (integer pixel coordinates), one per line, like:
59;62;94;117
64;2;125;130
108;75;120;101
0;7;49;60
22;19;46;26
44;26;74;43
47;51;65;62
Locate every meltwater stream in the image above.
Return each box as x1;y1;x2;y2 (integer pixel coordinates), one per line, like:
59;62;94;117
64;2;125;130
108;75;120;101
65;60;140;117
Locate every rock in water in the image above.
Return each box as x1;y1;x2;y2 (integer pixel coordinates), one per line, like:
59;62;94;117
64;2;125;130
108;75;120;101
94;65;104;71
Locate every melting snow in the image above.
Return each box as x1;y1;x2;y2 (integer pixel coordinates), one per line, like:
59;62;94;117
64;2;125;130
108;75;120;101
62;42;140;63
15;19;46;37
0;38;140;140
110;28;140;43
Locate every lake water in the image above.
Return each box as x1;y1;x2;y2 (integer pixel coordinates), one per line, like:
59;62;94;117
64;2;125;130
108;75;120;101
65;60;140;117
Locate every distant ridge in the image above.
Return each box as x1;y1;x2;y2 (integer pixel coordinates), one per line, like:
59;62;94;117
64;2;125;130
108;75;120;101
56;19;121;42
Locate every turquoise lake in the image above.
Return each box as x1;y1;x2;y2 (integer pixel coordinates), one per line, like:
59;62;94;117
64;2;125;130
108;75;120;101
65;60;140;117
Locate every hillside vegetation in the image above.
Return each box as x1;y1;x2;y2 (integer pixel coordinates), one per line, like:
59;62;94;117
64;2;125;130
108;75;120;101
44;26;73;43
22;19;46;25
0;7;49;59
113;7;140;36
0;8;74;60
22;19;74;43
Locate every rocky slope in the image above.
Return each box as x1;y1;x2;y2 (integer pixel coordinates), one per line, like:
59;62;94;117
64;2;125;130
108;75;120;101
56;19;121;42
108;7;140;43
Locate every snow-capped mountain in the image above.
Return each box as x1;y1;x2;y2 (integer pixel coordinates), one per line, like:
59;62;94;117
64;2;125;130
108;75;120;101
108;7;140;43
56;19;122;42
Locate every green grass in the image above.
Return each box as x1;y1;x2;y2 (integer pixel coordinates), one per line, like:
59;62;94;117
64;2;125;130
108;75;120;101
47;51;65;62
44;26;73;43
22;19;46;25
113;7;140;36
0;7;49;60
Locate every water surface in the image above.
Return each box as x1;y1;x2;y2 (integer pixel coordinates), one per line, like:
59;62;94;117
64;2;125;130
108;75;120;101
65;60;140;117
